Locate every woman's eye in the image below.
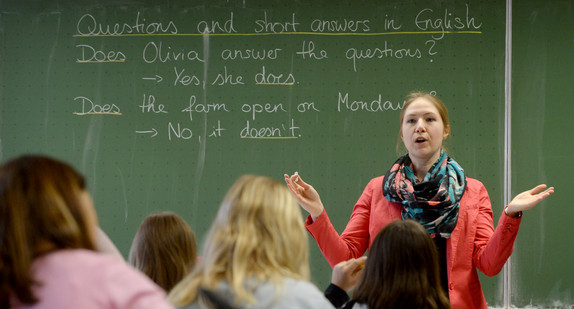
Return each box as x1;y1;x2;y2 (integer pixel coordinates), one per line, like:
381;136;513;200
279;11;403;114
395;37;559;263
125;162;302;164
426;117;436;122
406;119;415;124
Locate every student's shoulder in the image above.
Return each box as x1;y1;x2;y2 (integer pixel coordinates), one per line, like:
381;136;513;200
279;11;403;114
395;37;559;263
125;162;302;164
35;249;118;271
283;278;322;291
282;279;334;308
37;249;149;285
35;249;171;309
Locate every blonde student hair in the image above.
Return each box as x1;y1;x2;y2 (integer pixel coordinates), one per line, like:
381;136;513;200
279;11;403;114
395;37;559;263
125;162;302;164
129;211;198;292
168;175;310;307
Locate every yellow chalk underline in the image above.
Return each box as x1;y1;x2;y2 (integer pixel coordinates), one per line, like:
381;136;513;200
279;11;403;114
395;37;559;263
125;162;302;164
242;136;299;139
73;112;123;115
256;83;294;85
73;30;481;37
77;60;125;63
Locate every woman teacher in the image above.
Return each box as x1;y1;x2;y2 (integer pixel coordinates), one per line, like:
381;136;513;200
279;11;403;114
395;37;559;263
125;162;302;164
284;91;554;309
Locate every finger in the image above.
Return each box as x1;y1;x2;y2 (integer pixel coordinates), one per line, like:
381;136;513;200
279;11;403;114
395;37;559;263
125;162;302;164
288;174;307;190
337;257;364;271
346;256;366;266
336;259;354;268
350;256;367;274
537;186;555;200
285;174;302;189
283;174;295;190
291;175;309;190
296;177;312;191
284;174;293;185
289;173;298;182
529;184;548;195
283;176;303;197
546;187;555;195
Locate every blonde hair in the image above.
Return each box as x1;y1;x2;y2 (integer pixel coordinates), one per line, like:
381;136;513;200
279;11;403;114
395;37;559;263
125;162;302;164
396;91;451;155
168;175;309;307
0;155;96;306
129;211;197;292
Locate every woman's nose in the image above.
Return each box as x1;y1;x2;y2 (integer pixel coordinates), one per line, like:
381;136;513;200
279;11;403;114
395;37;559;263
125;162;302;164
415;119;426;132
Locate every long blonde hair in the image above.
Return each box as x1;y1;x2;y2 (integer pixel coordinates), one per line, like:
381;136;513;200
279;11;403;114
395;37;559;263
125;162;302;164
168;175;309;306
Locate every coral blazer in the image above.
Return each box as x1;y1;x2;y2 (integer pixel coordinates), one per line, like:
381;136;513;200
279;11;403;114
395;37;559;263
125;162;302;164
306;176;522;309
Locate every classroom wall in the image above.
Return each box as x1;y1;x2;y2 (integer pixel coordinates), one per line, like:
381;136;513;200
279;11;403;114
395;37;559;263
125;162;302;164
0;0;567;307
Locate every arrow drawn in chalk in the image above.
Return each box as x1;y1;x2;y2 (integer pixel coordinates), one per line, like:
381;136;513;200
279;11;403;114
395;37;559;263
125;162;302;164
142;75;163;83
136;128;158;137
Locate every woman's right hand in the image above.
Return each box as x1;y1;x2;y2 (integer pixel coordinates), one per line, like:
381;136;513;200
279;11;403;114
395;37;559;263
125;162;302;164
284;173;325;221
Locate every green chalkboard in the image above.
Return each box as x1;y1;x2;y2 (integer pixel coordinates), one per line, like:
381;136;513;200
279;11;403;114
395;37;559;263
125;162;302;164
512;1;573;307
0;0;511;306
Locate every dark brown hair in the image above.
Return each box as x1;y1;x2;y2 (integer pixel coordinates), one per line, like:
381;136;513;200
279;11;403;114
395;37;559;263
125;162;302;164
352;220;451;309
0;155;96;307
129;211;197;292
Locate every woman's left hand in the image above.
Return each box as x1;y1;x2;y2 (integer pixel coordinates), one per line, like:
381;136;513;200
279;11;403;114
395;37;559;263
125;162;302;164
506;184;555;216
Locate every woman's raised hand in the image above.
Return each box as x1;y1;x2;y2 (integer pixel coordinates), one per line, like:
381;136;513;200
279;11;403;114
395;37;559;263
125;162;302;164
506;184;555;216
284;173;324;221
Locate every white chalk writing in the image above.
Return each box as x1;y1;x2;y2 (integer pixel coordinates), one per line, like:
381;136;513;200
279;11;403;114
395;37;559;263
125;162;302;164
254;12;299;33
76;12;178;36
73;96;122;115
72;5;482;141
414;4;482;39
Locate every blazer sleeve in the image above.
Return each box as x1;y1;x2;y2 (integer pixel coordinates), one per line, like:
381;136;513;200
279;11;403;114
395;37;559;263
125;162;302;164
305;178;375;268
472;182;522;276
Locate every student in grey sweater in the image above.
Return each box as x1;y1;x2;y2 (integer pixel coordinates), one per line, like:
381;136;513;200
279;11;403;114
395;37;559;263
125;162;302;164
168;175;334;309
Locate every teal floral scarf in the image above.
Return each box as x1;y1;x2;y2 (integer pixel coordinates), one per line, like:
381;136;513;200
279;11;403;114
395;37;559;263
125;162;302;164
382;151;466;238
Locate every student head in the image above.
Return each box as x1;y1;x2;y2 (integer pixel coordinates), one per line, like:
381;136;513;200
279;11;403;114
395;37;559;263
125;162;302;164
129;211;197;292
169;174;309;306
0;155;97;306
352;219;450;309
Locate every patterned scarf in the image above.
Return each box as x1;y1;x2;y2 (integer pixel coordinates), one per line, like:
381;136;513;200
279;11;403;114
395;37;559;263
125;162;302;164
382;151;466;238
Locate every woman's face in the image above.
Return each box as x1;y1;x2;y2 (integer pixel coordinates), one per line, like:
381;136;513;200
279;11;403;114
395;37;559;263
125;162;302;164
400;97;449;165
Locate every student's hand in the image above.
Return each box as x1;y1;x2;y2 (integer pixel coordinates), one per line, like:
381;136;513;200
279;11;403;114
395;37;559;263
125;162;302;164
506;184;555;217
331;256;368;292
284;173;325;221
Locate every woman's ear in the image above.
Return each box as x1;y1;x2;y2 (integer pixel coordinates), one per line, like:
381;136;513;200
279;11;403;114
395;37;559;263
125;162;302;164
443;125;450;140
